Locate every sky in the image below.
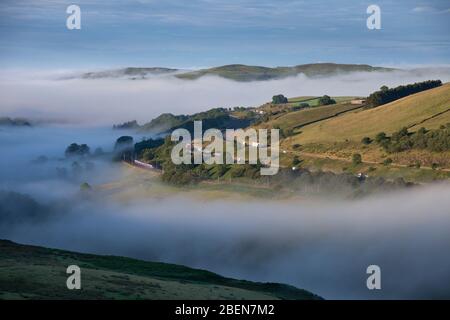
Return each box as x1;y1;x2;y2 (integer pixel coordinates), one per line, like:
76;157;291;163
0;0;449;69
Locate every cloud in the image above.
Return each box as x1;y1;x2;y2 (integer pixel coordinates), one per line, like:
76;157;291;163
1;68;450;125
2;174;450;299
1;123;450;299
412;6;450;14
412;6;435;13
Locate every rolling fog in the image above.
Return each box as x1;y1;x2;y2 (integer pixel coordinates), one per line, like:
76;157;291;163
1;69;450;299
1;67;450;124
1;126;450;299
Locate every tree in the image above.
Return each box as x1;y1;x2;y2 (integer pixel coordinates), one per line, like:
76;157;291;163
352;153;362;166
361;137;372;145
65;143;90;157
292;156;301;166
375;132;387;143
114;136;134;161
80;182;92;191
272;94;288;104
114;136;133;150
318;95;336;106
292;103;309;111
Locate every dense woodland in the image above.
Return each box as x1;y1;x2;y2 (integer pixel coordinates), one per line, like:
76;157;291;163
366;80;442;108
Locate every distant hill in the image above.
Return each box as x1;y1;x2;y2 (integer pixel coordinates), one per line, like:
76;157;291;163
80;67;179;79
140;113;189;133
0;117;31;127
113;120;140;130
0;240;320;300
292;82;450;144
75;63;395;82
176;63;395;82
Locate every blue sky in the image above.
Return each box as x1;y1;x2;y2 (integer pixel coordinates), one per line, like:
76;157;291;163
0;0;449;69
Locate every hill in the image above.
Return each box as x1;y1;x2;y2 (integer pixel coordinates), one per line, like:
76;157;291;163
0;117;31;127
75;63;395;82
80;67;179;79
140;113;189;133
292;82;450;144
176;63;394;82
140;108;254;134
0;240;320;300
256;98;362;132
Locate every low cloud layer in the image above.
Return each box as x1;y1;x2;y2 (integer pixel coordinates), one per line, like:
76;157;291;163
2;183;450;300
1;68;450;125
1;127;450;300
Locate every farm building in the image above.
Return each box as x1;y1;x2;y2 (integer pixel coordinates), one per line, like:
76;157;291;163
350;99;366;105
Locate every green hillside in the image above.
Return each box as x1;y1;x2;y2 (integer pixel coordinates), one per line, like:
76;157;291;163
0;240;320;300
140;108;254;134
176;63;394;82
257;101;362;132
292;82;450;144
139;113;189;133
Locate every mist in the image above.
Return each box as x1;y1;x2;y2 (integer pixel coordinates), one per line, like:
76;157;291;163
1;67;450;125
0;125;151;200
1;67;450;300
2;182;450;300
1;126;450;299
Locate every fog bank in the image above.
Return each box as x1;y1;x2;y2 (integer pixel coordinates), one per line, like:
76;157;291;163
1;124;450;300
2;183;450;299
1;68;450;125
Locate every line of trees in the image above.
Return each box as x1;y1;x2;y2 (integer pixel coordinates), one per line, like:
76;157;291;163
366;80;442;108
375;123;450;153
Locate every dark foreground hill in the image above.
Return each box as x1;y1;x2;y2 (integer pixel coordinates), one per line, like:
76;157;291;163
0;240;320;300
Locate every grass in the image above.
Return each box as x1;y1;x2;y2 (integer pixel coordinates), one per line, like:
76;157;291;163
257;101;363;131
288;96;358;107
0;240;320;300
291;83;450;144
295;152;450;183
175;63;394;82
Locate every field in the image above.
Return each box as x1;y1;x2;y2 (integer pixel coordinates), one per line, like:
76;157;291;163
0;240;319;300
290;83;450;144
259;101;362;131
288;96;359;107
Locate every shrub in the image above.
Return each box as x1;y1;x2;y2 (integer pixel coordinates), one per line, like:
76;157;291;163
318;95;336;106
352;153;362;166
380;124;450;153
361;137;372;145
375;132;387;143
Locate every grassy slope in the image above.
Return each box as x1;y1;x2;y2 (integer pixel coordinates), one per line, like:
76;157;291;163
258;102;362;131
288;96;359;107
0;240;320;300
292;83;450;144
